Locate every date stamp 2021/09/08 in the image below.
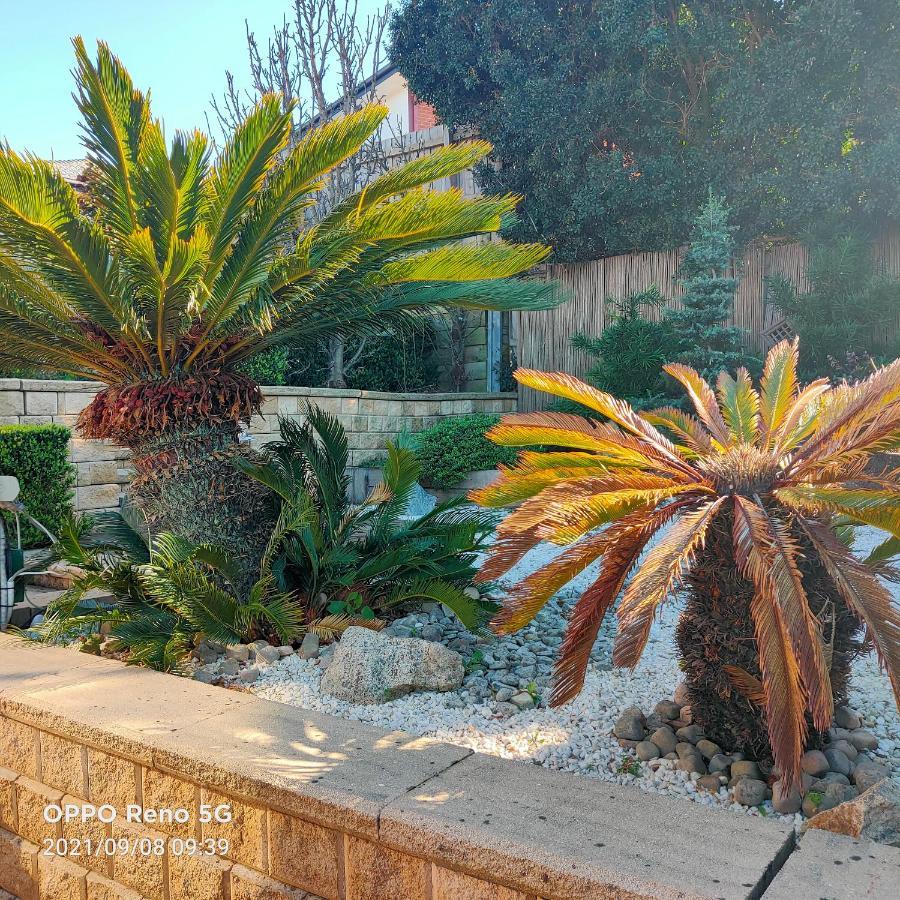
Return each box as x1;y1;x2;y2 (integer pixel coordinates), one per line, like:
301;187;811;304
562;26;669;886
40;801;232;858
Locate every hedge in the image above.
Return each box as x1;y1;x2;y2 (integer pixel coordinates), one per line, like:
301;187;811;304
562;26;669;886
0;425;75;547
416;414;517;490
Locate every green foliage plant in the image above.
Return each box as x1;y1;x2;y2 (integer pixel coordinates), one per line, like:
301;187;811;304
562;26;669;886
416;414;517;489
0;425;75;547
667;194;750;381
235;407;495;629
768;233;900;380
26;513;303;671
570;286;682;412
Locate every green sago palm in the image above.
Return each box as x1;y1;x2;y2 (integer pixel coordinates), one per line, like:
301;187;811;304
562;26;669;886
0;39;555;573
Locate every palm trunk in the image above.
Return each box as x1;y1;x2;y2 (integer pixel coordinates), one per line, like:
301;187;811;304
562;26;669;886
675;512;863;766
127;421;275;595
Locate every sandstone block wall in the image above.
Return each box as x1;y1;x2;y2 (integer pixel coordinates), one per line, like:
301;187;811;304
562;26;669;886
0;380;515;514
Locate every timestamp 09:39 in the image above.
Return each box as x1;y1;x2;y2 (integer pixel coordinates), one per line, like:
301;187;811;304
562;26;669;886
41;836;230;858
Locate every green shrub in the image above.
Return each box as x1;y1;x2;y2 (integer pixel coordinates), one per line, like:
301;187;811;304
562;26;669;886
417;414;517;489
238;347;290;386
0;425;75;547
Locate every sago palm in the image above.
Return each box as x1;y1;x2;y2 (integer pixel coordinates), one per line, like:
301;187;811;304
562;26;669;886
0;39;554;574
472;340;900;789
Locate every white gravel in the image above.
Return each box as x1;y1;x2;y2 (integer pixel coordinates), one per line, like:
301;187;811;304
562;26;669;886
248;526;900;827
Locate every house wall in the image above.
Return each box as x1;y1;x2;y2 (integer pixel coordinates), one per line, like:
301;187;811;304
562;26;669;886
0;380;516;513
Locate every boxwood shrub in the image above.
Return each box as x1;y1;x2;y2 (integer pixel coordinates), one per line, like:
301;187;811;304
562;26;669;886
0;425;75;547
417;414;517;489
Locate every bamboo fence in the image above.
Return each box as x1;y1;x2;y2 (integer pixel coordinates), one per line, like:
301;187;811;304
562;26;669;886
513;232;900;411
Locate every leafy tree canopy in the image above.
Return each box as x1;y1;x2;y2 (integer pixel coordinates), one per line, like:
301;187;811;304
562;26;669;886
391;0;900;261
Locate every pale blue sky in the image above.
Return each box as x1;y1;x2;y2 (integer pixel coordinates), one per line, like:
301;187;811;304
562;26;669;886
0;0;383;160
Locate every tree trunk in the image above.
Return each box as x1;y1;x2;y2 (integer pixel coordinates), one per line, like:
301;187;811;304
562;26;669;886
127;422;275;596
675;512;864;766
327;335;347;388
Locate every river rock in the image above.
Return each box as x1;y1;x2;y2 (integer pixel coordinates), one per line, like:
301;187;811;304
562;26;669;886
673;682;690;705
829;739;858;761
851;760;890;793
801;750;829;777
255;645;280;665
824;748;853;777
613;711;646;741
676;724;704;744
731;760;762;781
298;633;320;660
708;754;732;774
833;706;862;730
636;741;660;762
772;780;803;815
733;778;768;807
649;726;677;755
806;779;900;847
695;739;722;760
320;627;464;703
654;700;681;720
697;775;723;793
848;730;879;752
225;644;250;662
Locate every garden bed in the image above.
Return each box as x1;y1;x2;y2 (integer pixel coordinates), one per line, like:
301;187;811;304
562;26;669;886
235;524;900;828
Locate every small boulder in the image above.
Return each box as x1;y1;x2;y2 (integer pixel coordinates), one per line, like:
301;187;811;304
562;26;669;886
848;730;879;752
806;778;900;847
673;682;690;705
635;740;660;762
654;700;681;720
708;754;732;774
829;739;858;761
679;705;694;725
733;779;768;807
613;712;646;741
298;633;320;660
193;669;217;684
697;775;723;793
675;742;697;759
220;659;239;677
695;739;722;760
675;724;704;744
320;627;464;704
255;645;280;665
421;624;443;642
772;780;803;815
833;706;862;731
277;645;294;657
676;754;707;775
801;750;830;777
225;644;250;662
824;748;852;777
649;726;677;755
239;667;259;683
731;760;762;781
510;691;535;711
852;760;890;793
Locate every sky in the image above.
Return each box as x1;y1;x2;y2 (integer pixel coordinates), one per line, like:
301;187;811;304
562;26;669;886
0;0;384;160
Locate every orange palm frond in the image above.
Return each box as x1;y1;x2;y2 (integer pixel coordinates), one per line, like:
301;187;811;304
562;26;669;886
732;496;832;729
475;525;542;583
551;500;693;705
800;518;900;707
776;485;900;539
723;665;767;706
470;463;610;508
663;363;732;446
759;338;800;447
717;368;760;445
512;369;697;475
642;406;715;456
492;530;611;633
613;497;726;667
750;576;807;791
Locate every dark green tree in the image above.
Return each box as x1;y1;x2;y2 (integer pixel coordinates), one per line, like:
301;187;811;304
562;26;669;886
667;194;748;380
391;0;900;261
768;234;900;380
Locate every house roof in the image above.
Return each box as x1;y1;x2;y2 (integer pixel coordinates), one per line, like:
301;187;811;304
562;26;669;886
51;158;88;186
315;61;400;123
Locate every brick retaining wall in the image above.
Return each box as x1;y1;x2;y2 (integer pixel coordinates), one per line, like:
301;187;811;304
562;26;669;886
0;380;515;513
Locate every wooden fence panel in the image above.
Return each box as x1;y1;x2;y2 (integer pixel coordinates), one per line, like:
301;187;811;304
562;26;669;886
514;233;899;411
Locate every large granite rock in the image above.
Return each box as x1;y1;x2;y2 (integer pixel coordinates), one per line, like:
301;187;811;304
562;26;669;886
806;778;900;847
320;626;464;704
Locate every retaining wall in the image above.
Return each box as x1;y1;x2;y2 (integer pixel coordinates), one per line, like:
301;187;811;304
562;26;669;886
0;636;817;899
0;380;515;513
